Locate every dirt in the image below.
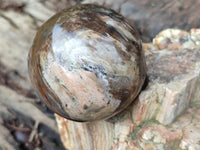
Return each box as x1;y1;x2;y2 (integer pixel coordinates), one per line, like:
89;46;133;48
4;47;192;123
2;111;65;150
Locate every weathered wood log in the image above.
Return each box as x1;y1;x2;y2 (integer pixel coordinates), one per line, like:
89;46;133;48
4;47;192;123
0;0;74;149
56;29;200;150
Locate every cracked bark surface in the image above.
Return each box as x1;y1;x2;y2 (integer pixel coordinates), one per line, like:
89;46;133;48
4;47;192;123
0;0;200;150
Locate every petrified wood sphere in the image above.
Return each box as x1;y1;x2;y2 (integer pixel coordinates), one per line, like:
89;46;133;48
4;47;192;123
28;4;146;122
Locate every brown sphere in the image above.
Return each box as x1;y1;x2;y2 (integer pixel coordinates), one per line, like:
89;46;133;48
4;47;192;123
28;4;146;122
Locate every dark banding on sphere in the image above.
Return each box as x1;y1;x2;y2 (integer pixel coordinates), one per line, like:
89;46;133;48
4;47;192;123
28;4;146;122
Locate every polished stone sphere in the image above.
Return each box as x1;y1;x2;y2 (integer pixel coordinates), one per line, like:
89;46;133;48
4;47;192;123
28;4;146;122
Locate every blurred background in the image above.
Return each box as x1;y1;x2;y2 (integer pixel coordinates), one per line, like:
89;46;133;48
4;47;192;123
0;0;199;150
